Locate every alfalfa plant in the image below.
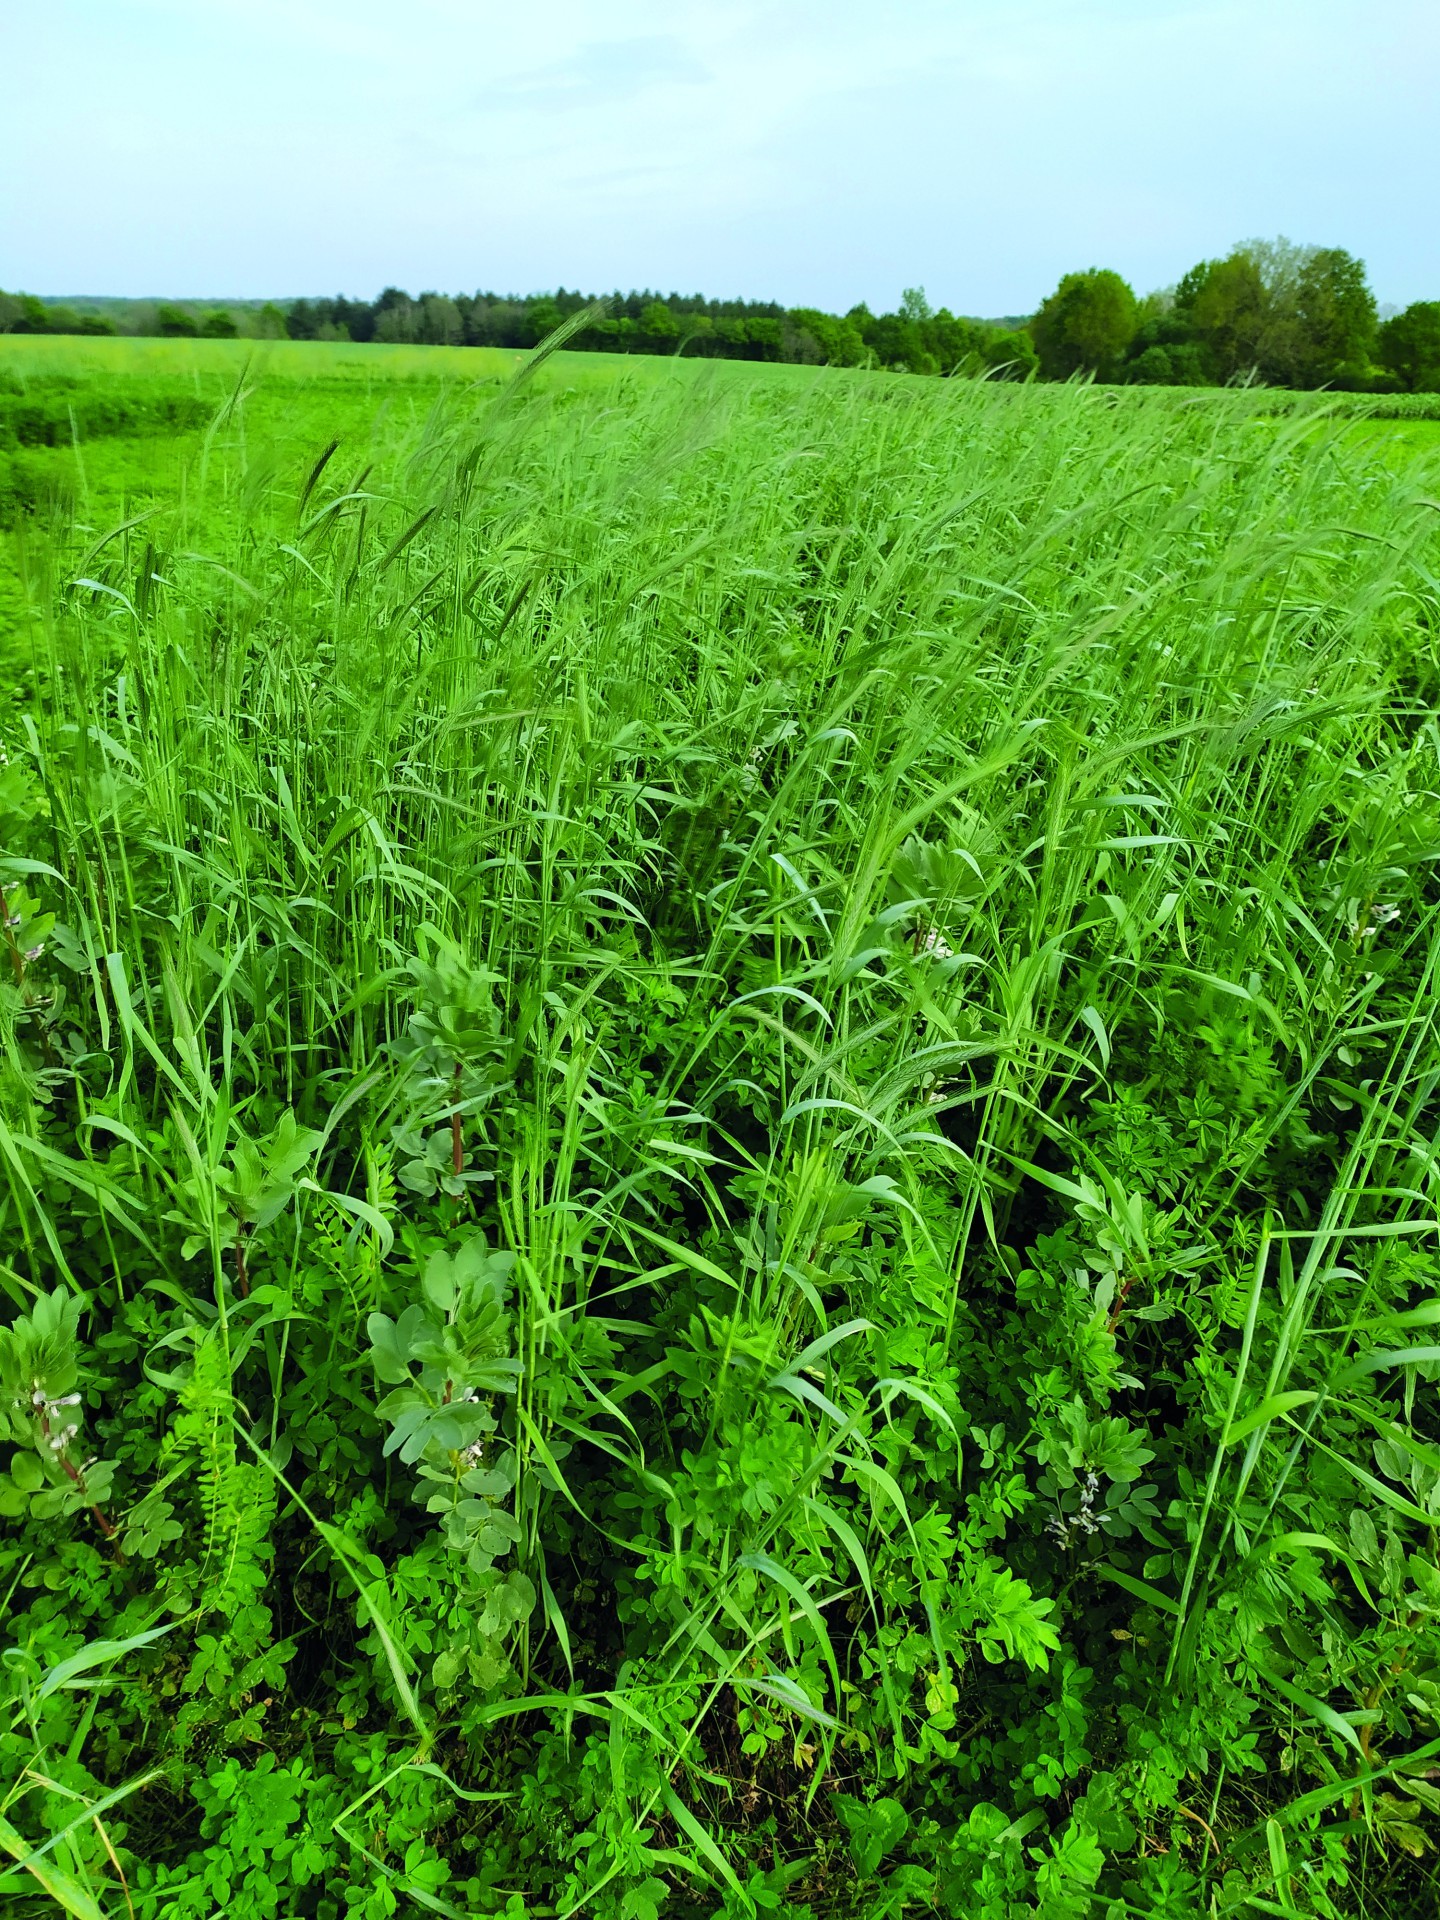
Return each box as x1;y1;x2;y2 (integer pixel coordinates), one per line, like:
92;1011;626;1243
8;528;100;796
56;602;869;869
0;1286;120;1556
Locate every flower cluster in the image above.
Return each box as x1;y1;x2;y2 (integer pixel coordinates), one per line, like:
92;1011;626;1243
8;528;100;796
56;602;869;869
1045;1470;1101;1544
32;1386;81;1444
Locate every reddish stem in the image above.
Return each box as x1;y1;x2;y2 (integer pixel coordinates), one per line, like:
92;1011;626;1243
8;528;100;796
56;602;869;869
39;1406;124;1561
58;1452;121;1543
1106;1274;1134;1336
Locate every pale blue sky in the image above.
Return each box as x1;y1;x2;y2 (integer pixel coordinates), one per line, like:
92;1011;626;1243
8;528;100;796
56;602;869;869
4;0;1436;314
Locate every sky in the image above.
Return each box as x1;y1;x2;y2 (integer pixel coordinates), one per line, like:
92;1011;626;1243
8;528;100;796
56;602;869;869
4;0;1437;317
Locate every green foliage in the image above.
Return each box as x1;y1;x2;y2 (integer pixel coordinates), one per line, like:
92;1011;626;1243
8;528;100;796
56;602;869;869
155;303;199;338
389;931;510;1198
982;327;1039;380
167;1108;324;1292
1380;301;1440;392
367;1235;534;1690
1167;237;1382;389
1296;245;1378;383
0;1288;120;1540
0;341;1439;1917
1032;267;1139;378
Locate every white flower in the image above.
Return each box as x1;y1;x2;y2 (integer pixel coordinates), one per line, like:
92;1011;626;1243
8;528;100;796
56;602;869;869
1356;904;1399;939
916;927;953;960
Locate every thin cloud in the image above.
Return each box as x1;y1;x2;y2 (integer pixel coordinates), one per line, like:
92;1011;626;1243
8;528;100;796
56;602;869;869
474;36;710;111
3;0;1435;310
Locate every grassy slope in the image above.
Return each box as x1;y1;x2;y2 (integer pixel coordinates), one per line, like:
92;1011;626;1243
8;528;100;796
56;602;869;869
3;342;1440;1915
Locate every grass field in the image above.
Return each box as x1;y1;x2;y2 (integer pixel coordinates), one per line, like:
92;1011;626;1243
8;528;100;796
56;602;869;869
3;335;1440;1918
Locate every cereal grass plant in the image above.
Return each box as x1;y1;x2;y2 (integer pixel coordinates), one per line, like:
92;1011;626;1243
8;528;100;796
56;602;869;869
2;351;1440;1916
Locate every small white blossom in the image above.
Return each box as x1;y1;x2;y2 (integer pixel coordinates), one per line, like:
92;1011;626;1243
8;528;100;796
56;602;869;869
916;927;954;960
1047;1470;1102;1543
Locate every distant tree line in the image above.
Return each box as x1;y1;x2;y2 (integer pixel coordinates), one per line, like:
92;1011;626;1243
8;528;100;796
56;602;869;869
0;291;257;341
279;284;1040;378
1032;241;1440;392
3;243;1438;391
0;284;1037;380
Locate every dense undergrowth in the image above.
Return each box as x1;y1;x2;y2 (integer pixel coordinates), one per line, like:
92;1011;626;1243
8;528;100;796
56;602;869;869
3;351;1440;1918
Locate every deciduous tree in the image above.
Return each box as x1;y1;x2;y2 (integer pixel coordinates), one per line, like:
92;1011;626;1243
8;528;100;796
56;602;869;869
1378;302;1440;391
1031;270;1138;380
1295;247;1376;384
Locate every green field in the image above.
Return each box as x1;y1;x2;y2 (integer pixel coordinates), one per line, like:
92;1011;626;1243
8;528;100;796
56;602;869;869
4;336;1440;1918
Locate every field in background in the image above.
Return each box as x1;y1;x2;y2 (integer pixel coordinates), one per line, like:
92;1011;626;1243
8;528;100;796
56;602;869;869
3;335;1436;610
4;339;1440;1917
0;336;844;648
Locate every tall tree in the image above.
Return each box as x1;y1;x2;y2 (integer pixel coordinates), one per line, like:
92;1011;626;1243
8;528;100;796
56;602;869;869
1378;302;1440;391
1183;240;1321;385
1295;248;1376;384
1186;251;1274;383
1031;269;1138;379
418;294;464;345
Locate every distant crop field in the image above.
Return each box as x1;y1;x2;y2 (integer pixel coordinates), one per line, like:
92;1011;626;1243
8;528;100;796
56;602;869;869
4;336;1440;1916
0;331;530;383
